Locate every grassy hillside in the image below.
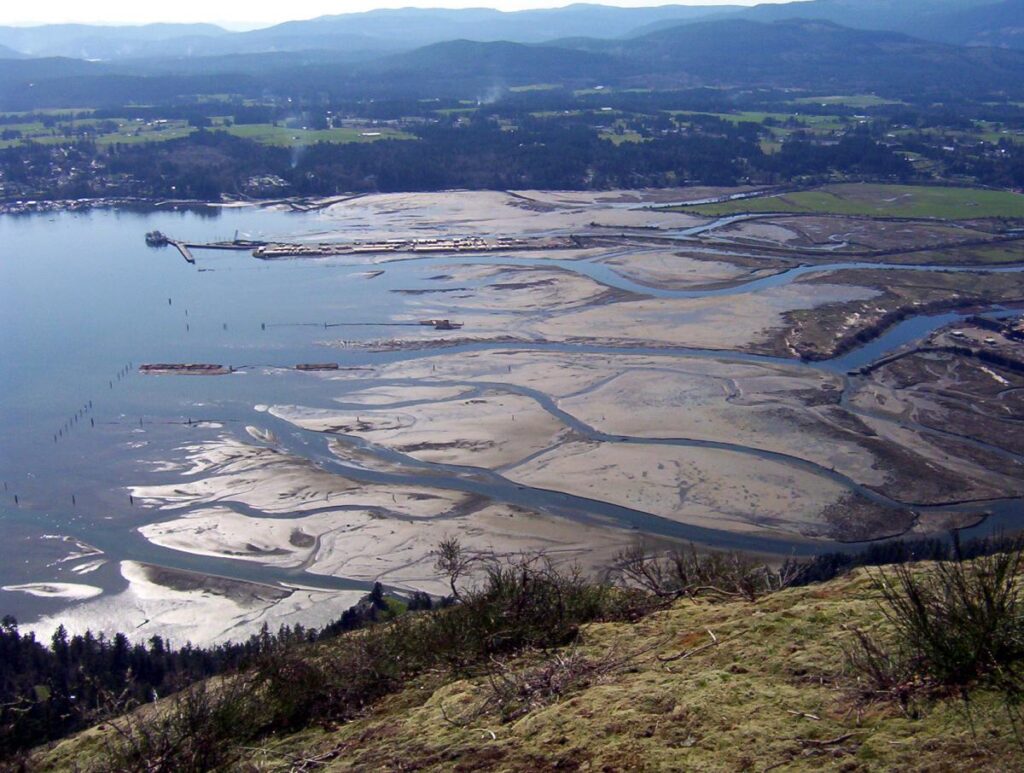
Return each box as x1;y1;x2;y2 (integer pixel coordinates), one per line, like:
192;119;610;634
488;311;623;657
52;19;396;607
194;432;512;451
29;552;1024;771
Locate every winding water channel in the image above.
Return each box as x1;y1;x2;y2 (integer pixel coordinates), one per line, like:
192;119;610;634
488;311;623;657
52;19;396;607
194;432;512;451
1;203;1022;626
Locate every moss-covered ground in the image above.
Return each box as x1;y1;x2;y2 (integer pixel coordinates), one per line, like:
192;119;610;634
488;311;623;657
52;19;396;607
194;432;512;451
33;567;1024;771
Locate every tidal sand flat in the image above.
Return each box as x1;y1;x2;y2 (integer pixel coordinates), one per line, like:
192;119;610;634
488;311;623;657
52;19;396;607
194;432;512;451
131;436;471;518
312;344;1019;518
139;495;634;597
133;433;636;595
318;189;710;239
506;439;895;539
25;561;366;648
597;249;778;290
2;583;103;600
375;271;880;352
5;187;1023;644
271;390;570;470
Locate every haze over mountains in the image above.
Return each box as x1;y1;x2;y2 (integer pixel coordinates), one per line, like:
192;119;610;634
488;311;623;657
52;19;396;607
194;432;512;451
0;1;1021;109
0;0;1021;60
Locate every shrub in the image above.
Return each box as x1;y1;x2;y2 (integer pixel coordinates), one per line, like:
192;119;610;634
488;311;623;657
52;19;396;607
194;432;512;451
97;679;258;773
610;542;799;602
875;545;1024;690
847;540;1024;711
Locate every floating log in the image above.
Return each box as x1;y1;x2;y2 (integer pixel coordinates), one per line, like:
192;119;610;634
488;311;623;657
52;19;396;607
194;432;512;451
139;363;232;375
295;363;340;371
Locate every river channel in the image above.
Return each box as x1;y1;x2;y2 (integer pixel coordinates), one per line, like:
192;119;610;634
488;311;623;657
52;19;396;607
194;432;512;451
1;203;1022;626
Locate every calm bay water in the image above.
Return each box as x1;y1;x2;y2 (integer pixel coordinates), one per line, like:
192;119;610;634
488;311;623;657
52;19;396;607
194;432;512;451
0;205;428;622
2;204;1021;625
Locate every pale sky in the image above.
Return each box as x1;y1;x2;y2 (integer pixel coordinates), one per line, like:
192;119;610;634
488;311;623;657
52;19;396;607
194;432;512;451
0;1;789;30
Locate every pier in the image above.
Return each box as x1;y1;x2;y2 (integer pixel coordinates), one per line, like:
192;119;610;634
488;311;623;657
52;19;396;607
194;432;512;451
171;240;195;264
145;231;267;264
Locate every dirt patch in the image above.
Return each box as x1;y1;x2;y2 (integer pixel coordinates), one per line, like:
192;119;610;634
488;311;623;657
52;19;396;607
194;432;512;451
765;269;1024;361
821;496;915;542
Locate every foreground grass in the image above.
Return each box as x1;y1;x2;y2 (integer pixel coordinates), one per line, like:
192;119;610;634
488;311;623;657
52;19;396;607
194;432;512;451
679;183;1024;219
31;566;1024;772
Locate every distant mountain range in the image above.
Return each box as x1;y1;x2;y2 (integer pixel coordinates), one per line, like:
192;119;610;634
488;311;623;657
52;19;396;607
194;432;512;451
0;0;1020;62
565;17;1024;94
1;7;1023;108
0;43;27;59
0;23;227;59
742;0;1024;48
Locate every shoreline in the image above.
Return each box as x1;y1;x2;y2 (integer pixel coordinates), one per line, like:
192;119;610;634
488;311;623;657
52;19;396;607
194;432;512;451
4;186;1022;646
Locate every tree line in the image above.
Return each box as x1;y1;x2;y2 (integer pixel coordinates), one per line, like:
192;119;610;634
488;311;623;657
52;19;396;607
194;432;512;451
0;119;922;203
0;584;433;756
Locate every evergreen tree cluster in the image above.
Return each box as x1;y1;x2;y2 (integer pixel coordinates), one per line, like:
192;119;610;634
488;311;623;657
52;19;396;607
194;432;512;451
0;585;407;756
0;119;920;203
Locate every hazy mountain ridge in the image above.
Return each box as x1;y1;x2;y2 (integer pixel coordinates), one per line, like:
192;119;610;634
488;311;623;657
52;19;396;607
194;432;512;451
402;18;1024;97
0;44;27;60
0;5;737;59
913;0;1024;48
0;23;228;59
2;16;1024;108
598;18;1024;92
2;0;1019;61
743;0;1024;47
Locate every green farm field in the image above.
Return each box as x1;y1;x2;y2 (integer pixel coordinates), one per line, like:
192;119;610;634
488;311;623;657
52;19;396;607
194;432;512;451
677;184;1024;219
218;124;415;146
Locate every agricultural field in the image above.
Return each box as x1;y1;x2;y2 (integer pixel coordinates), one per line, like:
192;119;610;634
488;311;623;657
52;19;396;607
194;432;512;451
217;123;416;147
0;116;196;147
790;93;904;108
678;183;1024;219
672;110;848;132
600;130;646;144
889;123;1024;147
508;83;561;92
0;112;417;149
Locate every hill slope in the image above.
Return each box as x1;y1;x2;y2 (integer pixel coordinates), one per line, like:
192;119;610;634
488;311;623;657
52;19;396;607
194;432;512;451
914;0;1024;49
34;567;1024;771
556;18;1024;96
741;0;1024;49
0;44;26;59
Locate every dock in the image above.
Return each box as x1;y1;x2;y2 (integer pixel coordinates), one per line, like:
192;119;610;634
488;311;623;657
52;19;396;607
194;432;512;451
170;240;195;264
182;239;267;252
145;231;267;264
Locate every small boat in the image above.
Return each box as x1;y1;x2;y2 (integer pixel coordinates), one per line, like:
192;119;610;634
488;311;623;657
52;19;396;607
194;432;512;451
419;319;464;330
